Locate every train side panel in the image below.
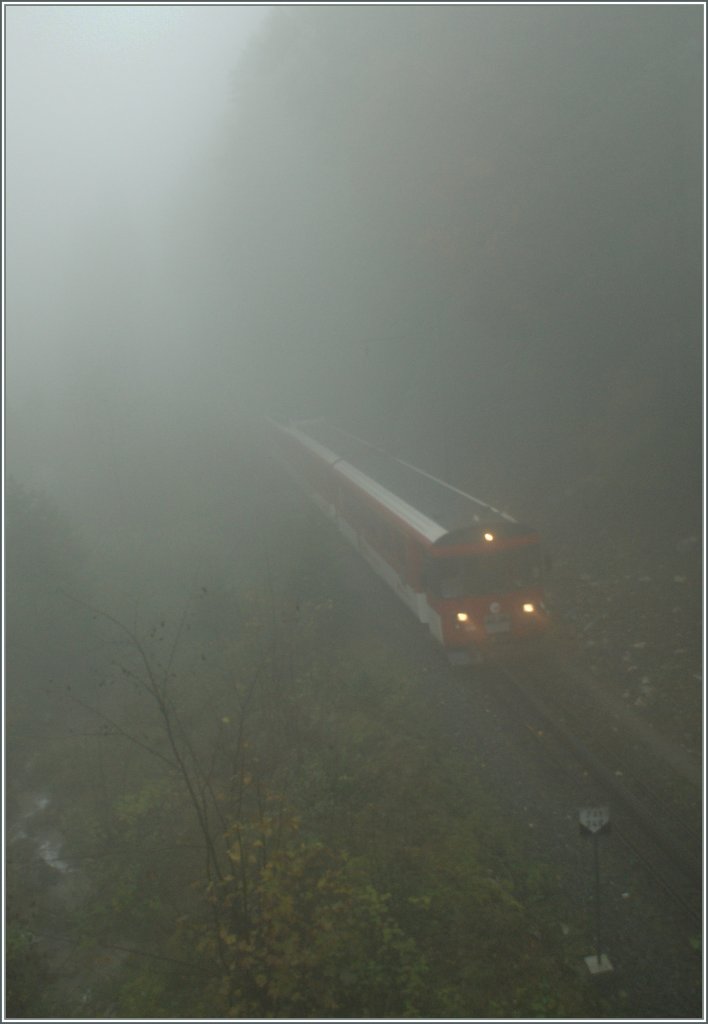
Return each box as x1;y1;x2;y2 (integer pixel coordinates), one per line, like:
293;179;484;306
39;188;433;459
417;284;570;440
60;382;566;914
270;422;434;631
333;470;432;625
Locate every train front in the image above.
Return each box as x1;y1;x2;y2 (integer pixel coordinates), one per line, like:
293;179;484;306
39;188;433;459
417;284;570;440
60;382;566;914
423;524;550;658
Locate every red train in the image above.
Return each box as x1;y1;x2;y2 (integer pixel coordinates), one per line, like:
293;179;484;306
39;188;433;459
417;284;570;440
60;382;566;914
269;418;550;663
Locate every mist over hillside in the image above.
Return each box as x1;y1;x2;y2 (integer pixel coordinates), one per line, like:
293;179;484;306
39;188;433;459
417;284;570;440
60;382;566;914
5;8;703;1017
8;6;702;561
173;7;701;550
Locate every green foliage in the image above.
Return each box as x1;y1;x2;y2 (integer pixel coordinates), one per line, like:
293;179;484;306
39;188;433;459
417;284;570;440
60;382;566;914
6;551;604;1017
111;968;171;1018
204;822;427;1017
114;780;172;828
4;923;54;1018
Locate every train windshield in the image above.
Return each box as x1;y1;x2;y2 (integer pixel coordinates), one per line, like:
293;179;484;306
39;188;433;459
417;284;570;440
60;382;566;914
427;544;544;598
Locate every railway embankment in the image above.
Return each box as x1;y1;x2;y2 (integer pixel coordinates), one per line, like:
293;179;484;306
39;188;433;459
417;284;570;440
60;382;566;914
312;503;703;1017
542;534;702;757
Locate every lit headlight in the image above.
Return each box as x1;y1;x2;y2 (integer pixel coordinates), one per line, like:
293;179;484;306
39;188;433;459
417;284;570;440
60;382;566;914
483;532;494;542
522;603;535;614
456;612;469;623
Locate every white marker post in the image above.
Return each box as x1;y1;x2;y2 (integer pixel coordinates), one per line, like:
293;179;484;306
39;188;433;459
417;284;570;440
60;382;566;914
579;805;613;975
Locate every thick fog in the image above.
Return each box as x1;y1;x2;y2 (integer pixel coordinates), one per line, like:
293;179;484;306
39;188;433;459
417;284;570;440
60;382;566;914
6;6;702;576
6;5;270;610
4;6;704;1017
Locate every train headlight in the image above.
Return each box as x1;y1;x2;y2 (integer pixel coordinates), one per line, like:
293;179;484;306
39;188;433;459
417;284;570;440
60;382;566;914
522;603;535;614
483;532;494;542
456;611;469;623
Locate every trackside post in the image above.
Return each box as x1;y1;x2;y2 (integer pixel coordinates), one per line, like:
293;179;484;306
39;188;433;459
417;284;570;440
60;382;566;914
579;805;614;975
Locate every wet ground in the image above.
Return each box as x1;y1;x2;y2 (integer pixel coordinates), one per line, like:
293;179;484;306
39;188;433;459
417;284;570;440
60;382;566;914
324;526;704;1017
544;530;702;757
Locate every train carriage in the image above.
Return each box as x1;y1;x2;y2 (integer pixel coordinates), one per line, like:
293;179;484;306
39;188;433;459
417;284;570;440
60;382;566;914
269;418;550;662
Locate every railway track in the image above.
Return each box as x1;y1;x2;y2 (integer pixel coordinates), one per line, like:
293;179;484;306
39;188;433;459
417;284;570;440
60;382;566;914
482;643;703;929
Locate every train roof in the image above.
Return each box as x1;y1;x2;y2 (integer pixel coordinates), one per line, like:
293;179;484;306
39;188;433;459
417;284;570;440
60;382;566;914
282;419;534;544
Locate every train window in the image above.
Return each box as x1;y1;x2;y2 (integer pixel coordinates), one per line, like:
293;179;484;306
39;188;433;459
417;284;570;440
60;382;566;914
425;545;544;597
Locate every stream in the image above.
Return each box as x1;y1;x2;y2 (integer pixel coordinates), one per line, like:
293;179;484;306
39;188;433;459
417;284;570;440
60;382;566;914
7;788;126;1016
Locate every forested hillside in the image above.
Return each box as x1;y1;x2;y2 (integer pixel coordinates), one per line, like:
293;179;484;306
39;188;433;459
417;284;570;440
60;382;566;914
187;6;701;542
